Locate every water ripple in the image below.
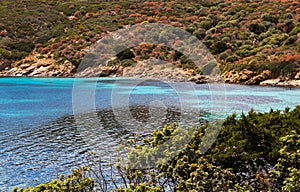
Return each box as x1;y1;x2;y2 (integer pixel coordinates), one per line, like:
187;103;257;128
0;105;202;191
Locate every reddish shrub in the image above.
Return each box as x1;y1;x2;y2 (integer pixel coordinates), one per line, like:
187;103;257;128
90;38;97;43
144;1;159;7
160;16;168;21
40;47;50;54
165;7;173;12
0;30;7;37
51;42;62;50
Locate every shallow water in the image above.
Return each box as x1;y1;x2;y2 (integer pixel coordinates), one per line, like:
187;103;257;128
0;77;300;190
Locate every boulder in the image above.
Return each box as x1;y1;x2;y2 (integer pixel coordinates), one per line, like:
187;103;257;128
223;69;271;85
294;71;300;79
188;74;207;84
223;69;254;84
76;65;119;77
260;79;281;86
246;70;271;85
223;70;239;83
239;69;255;82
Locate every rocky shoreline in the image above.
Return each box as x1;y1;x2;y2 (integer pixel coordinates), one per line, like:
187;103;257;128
1;54;300;87
223;69;300;87
260;79;300;87
0;51;75;77
75;60;210;84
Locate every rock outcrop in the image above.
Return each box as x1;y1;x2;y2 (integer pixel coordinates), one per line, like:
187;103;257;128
1;50;299;88
245;70;271;85
0;52;75;77
223;69;271;85
119;60;190;82
294;71;300;80
223;69;254;84
76;65;121;77
260;79;300;87
188;74;208;84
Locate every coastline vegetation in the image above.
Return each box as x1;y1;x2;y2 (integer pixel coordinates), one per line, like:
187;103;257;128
13;106;300;191
0;0;299;82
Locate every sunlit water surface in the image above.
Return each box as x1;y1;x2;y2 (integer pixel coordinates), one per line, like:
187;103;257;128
1;77;300;191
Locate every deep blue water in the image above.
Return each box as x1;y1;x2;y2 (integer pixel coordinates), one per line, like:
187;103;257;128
1;77;300;191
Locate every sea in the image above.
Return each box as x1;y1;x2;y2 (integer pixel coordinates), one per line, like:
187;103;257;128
1;77;300;191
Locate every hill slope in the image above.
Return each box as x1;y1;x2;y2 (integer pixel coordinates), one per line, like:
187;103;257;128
0;0;299;85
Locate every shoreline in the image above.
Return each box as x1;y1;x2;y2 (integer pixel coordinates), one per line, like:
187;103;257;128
1;58;299;87
1;75;300;88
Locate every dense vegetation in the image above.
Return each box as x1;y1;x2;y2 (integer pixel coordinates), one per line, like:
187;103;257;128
0;0;299;80
13;106;300;191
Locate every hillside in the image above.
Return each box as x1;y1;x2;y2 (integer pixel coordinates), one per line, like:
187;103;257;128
0;0;299;85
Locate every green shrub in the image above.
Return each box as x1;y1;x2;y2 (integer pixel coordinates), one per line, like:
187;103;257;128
289;26;300;36
248;23;268;35
258;29;274;41
221;36;230;43
116;48;135;60
210;41;227;54
267;60;298;78
121;59;135;67
219;52;229;60
10;50;28;60
185;6;195;13
185;25;196;34
35;23;66;44
225;54;239;63
36;55;44;59
180;55;195;69
209;108;300;165
195;7;209;16
284;35;297;45
121;107;300;191
261;13;278;23
269;131;300;191
53;51;61;60
236;45;254;57
54;3;79;16
0;48;10;58
284;13;293;20
114;183;162;192
197;19;215;30
259;33;289;46
108;58;119;66
12;166;95;192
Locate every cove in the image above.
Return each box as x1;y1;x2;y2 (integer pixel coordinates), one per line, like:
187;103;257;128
0;77;300;191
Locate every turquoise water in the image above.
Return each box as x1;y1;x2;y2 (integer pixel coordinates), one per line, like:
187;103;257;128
1;77;300;191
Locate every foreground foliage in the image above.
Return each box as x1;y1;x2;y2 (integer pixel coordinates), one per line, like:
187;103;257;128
14;106;300;191
12;167;94;192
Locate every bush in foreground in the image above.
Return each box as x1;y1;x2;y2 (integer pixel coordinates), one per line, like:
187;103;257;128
12;167;94;192
14;107;300;191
